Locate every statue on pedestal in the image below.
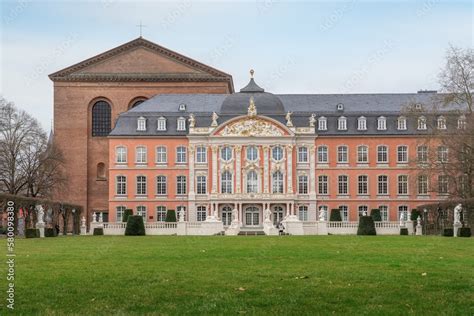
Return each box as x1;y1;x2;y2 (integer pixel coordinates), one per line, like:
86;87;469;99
309;113;316;127
285;111;293;127
264;208;271;222
318;207;326;221
35;205;45;224
92;212;97;223
188;113;195;128
399;213;405;227
454;204;462;224
81;216;86;227
178;208;185;222
211;112;219;127
231;208;238;222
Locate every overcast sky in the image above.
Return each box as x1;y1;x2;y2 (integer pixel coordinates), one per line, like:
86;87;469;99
1;0;472;130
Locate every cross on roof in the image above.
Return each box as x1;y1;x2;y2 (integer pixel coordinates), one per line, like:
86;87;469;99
136;21;147;37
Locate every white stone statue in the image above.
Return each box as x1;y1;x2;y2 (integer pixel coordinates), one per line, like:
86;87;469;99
264;208;271;221
231;208;238;222
99;212;104;223
318;207;326;221
454;204;462;224
213;208;219;219
248;97;257;117
36;205;45;224
286;111;293;127
178;208;185;222
407;209;412;221
188;113;195;128
211;112;219;127
417;215;421;226
92;212;97;223
309;113;316;127
81;216;86;227
363;210;368;216
399;213;405;227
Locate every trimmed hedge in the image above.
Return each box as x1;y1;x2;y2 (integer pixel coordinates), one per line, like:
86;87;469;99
370;209;382;222
45;228;57;237
93;228;104;235
125;215;146;236
330;209;342;222
443;228;454;237
400;228;409;235
123;209;133;223
26;228;40;238
458;227;471;237
357;216;377;235
411;209;421;221
165;210;177;222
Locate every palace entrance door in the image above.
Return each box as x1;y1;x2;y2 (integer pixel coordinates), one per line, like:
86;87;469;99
273;205;284;226
244;206;260;226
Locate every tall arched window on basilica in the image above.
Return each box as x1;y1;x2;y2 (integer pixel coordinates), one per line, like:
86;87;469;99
96;162;106;180
92;100;111;136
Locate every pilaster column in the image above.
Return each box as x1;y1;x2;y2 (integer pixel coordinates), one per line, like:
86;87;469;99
263;145;270;194
235;145;242;194
286;145;293;193
211;145;218;193
309;145;316;195
189;145;195;197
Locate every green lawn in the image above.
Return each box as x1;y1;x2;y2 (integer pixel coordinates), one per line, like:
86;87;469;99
1;236;473;315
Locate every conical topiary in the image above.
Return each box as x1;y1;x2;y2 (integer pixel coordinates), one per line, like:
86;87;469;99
357;216;377;235
330;209;342;221
370;209;382;221
125;215;146;236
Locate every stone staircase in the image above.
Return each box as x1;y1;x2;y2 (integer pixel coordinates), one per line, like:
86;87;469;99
238;226;265;236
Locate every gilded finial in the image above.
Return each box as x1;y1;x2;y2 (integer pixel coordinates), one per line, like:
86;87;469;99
250;69;254;78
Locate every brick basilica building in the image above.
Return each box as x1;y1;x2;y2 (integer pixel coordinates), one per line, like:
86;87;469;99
51;37;464;228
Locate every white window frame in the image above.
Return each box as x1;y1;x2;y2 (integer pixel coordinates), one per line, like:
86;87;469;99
337;145;348;163
156;175;167;195
397;116;407;130
136;175;147;195
176;146;187;164
272;146;284;161
298;175;308;194
357;116;367;131
176;175;187;195
155;146;167;164
378;175;388;195
377;145;388;163
358;175;368;195
137;117;146;131
298;205;308;221
246;146;259;161
156;206;167;222
418;116;427;130
272;171;284;194
221;171;233;194
317;146;328;163
221;146;232;161
195;146;207;163
377;116;386;130
157;117;167;131
398;175;408;195
338;116;347;130
177;117;186;131
437;116;446;130
135;146;147;164
397;145;408;163
116;175;127;195
318;117;327;131
116;146;127;163
298;146;308;163
318;175;328;195
338;175;348;195
196;175;207;195
357;145;368;163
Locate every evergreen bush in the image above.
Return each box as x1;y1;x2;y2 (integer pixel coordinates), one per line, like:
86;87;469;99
357;216;377;235
458;227;471;237
45;228;57;237
125;215;146;236
93;228;104;235
370;209;382;221
165;210;177;222
411;209;421;221
26;228;40;238
443;228;454;237
330;209;342;221
122;209;133;223
400;228;408;235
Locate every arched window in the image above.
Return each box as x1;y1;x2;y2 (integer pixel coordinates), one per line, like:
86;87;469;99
318;116;327;131
97;162;106;179
418;116;427;130
130;99;146;109
458;115;466;129
91;100;111;137
357;116;367;130
397;116;407;130
437;116;446;130
221;146;232;161
221;171;233;194
338;116;347;130
177;117;186;131
157;117;167;131
272;146;283;161
246;170;258;193
377;116;386;130
247;146;258;161
272;171;284;194
357;145;368;163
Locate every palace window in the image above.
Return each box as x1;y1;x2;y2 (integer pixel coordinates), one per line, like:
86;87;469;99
136;176;147;195
221;146;232;161
272;171;284;194
358;205;368;218
116;146;127;163
338;175;348;195
398;205;408;221
438;175;449;195
298;146;308;163
358;175;368;195
318;175;328;195
116;175;126;195
437;146;448;163
91;100;111;137
196;146;207;163
196;175;207;195
418;175;428;195
317;146;328;163
358;116;367;130
379;205;389;222
221;171;233;194
135;146;147;164
339;205;349;222
116;206;125;222
397;116;407;130
318;116;327;131
156;146;167;164
176;176;187;195
197;206;207;222
338;116;347;130
458;115;466;129
378;175;388;195
398;175;408;195
337;146;348;163
156;176;167;195
247;146;258;161
298;175;308;194
377;116;386;130
157;117;167;131
417;145;428;163
176;146;187;163
222;206;232;226
397;145;408;163
437;116;446;130
137;206;147;221
177;117;186;131
357;145;368;163
377;145;388;163
246;171;258;193
298;205;308;221
272;146;283;161
156;206;167;222
418;116;427;130
137;117;146;131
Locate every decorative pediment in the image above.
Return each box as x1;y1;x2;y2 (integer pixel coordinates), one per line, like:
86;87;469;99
218;117;287;137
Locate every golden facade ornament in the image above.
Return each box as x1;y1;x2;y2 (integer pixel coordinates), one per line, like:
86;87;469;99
247;97;257;117
221;118;284;137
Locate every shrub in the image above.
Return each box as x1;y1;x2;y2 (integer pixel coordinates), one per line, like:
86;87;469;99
400;228;409;235
443;228;454;237
370;209;382;221
330;209;342;221
125;215;146;236
26;228;40;238
165;210;177;222
93;228;104;235
0;226;6;234
458;227;471;237
45;228;57;237
357;216;377;235
122;209;133;223
411;209;421;221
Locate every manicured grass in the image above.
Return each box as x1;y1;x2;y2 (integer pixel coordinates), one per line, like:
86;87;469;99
1;236;473;315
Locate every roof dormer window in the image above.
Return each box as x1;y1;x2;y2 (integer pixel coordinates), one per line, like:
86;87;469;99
179;104;186;112
418;116;427;130
377;116;386;130
137;117;146;131
458;115;466;129
157;117;167;131
177;117;186;131
397;116;407;130
337;103;344;111
437;116;446;130
357;116;367;131
338;116;347;131
318;116;327;131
